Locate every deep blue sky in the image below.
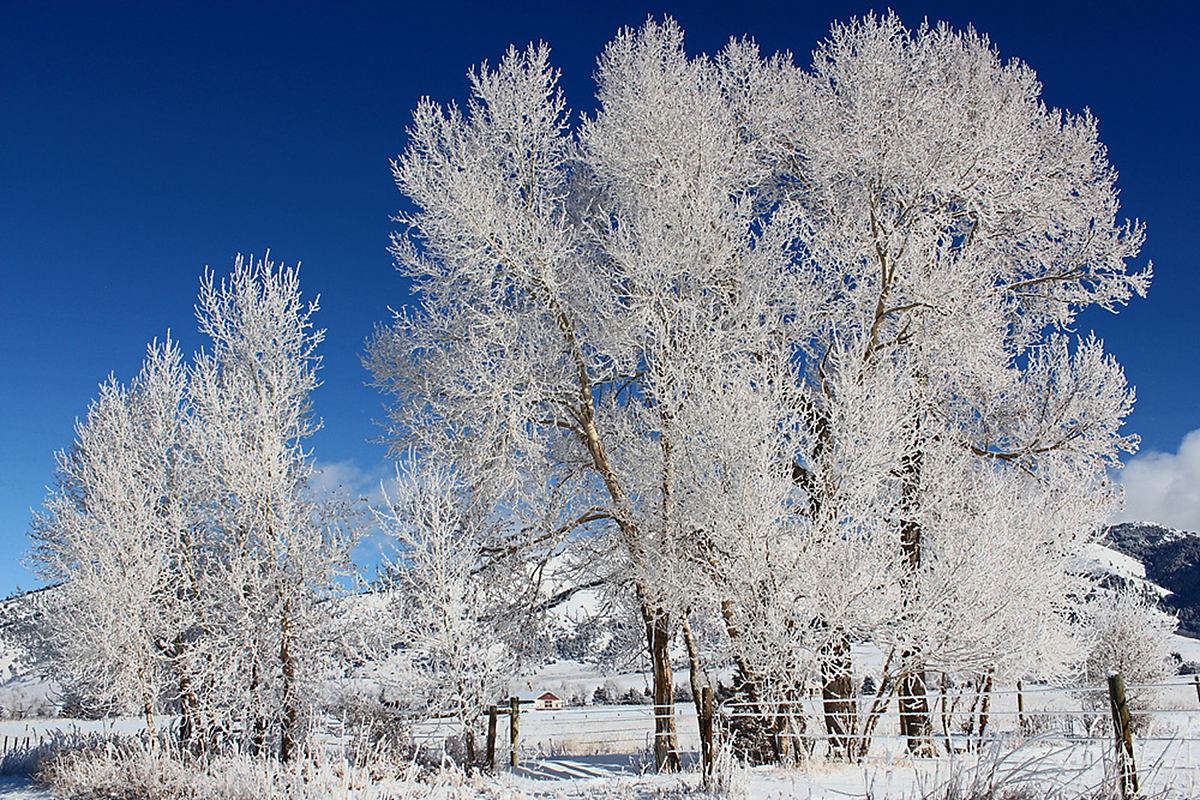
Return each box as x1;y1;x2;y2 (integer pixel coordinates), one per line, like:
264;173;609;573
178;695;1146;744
2;1;1196;596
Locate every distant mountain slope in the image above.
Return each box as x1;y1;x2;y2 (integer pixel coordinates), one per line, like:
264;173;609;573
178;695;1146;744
1104;522;1200;638
0;585;58;717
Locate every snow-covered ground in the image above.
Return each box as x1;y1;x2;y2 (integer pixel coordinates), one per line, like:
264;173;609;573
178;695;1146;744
0;776;50;799
3;683;1200;798
2;588;1199;796
3;645;1200;796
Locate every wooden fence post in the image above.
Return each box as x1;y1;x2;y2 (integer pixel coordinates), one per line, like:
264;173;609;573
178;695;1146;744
1107;672;1139;800
486;704;498;771
509;696;520;768
1016;679;1026;733
1192;673;1199;704
700;685;715;780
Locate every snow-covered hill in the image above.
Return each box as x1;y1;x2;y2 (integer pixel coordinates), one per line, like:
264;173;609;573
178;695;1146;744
0;586;58;718
1102;521;1200;638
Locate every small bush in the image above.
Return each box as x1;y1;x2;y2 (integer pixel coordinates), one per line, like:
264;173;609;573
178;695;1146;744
37;740;519;800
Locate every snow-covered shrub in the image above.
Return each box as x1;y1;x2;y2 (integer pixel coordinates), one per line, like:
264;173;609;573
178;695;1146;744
912;737;1120;800
361;459;520;767
37;740;523;800
708;732;747;799
1079;586;1175;716
39;738;730;799
320;684;417;766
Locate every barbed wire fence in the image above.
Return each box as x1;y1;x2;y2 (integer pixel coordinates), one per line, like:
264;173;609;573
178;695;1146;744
436;674;1200;797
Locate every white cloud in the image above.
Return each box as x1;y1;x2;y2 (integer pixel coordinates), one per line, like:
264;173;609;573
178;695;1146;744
310;458;394;507
310;458;401;583
1114;429;1200;533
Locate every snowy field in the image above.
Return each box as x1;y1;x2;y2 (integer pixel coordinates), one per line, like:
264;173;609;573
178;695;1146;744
0;636;1196;797
1;637;1197;797
4;677;1200;798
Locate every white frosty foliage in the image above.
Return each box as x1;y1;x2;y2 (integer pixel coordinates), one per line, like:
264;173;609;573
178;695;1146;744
368;460;517;754
30;255;352;759
27;9;1168;786
1081;586;1176;694
366;10;1155;759
30;338;188;728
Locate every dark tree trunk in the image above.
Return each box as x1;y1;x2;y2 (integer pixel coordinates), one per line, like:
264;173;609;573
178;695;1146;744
642;604;679;771
680;614;709;737
178;672;198;751
898;446;934;756
173;635;202;753
137;664;157;739
976;668;994;749
279;600;299;763
821;631;856;760
898;666;934;754
464;725;477;766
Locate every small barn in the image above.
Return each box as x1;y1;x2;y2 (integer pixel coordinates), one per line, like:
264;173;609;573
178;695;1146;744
514;690;564;710
535;691;562;710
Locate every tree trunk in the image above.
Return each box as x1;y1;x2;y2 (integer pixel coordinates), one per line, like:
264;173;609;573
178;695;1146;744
897;515;934;755
173;636;200;752
464;725;477;766
898;666;934;755
680;614;706;721
248;659;266;756
279;599;299;762
898;445;934;756
643;603;679;771
681;616;716;778
938;673;953;755
820;631;856;760
976;668;995;748
178;671;196;750
137;665;157;740
717;597;782;764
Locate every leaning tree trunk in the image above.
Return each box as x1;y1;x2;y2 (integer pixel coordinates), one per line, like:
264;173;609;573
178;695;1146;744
643;603;680;771
681;613;710;725
575;393;679;772
975;668;995;750
680;615;716;778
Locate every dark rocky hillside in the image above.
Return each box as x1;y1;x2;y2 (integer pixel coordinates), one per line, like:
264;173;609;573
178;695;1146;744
1104;522;1200;638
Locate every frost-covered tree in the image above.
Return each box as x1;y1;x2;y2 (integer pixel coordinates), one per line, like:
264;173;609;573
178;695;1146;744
1080;586;1175;711
368;12;1149;765
370;460;517;762
777;13;1149;754
30;337;190;733
31;256;352;760
189;254;349;761
365;22;819;768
